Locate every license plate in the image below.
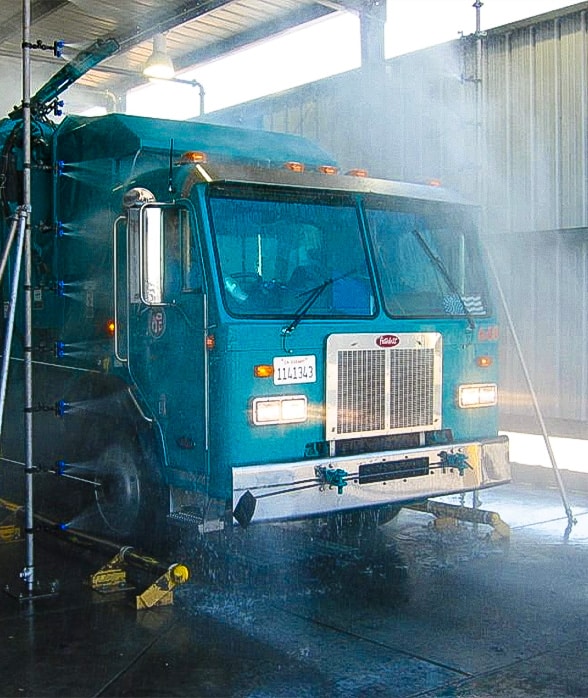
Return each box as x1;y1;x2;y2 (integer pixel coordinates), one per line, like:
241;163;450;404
273;355;316;385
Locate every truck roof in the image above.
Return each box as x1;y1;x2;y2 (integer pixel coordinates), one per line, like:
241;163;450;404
54;113;338;168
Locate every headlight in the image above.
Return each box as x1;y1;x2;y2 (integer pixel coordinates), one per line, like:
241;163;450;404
458;383;497;408
252;396;308;425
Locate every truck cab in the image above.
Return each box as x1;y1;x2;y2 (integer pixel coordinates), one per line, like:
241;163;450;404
0;113;509;541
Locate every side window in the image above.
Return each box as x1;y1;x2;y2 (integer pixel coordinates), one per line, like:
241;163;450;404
164;207;202;297
178;207;202;293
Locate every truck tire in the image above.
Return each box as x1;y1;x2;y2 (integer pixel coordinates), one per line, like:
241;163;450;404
319;504;401;545
94;439;142;537
93;431;168;550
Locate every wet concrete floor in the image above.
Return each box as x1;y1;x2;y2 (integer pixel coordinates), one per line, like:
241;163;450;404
1;474;588;697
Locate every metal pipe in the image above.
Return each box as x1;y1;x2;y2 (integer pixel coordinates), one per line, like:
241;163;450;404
582;12;588;227
22;0;35;594
0;209;27;438
474;0;482;35
194;80;205;116
484;245;576;536
473;0;485;208
0;213;20;283
32;510;177;575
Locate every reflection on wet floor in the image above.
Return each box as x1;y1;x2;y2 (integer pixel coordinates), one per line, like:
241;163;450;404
447;480;588;543
2;479;588;697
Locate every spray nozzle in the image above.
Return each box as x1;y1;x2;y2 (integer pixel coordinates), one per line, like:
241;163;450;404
54;400;70;417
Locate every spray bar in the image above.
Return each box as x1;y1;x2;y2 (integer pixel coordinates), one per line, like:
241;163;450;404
9;38;119;119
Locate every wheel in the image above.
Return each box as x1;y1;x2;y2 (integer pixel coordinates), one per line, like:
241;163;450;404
333;504;401;531
92;432;167;549
375;504;402;526
317;505;402;548
94;440;142;537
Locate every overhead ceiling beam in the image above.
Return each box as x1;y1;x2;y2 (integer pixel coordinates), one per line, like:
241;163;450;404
115;0;240;51
97;3;339;95
312;0;376;15
173;4;337;72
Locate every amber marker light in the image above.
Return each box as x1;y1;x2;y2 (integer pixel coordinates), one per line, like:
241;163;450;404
254;364;274;378
476;355;493;368
205;334;215;350
284;161;305;173
179;151;208;164
346;168;368;177
318;165;339;175
428;178;442;187
106;319;116;335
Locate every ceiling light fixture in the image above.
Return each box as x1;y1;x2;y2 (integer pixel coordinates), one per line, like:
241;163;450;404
143;33;174;80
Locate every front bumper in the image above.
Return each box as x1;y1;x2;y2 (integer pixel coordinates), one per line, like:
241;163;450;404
232;435;510;524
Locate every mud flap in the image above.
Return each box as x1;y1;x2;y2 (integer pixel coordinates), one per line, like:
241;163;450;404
233;490;256;527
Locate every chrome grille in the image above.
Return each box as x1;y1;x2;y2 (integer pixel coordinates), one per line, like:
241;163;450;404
389;348;435;428
326;333;442;440
337;349;386;434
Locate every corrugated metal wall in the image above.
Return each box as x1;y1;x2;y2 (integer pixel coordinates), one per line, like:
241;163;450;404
482;10;588;233
481;7;588;434
205;3;588;436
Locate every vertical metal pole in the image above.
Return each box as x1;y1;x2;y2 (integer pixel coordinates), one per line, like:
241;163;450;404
472;0;484;512
485;249;576;535
22;0;35;593
469;1;575;537
0;210;27;436
473;0;484;206
474;0;482;35
0;213;20;282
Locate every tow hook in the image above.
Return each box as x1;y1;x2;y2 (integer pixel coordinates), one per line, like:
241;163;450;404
316;465;348;495
438;450;471;475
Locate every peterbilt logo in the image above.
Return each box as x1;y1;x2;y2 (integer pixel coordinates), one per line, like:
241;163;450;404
376;334;400;347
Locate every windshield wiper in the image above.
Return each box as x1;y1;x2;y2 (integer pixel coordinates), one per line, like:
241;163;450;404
281;270;355;339
412;229;475;330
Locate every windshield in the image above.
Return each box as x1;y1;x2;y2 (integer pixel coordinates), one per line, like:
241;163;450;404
365;202;489;318
209;188;374;317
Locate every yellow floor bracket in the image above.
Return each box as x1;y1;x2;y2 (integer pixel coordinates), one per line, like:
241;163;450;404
0;498;23;544
135;563;190;610
409;500;511;540
88;549;134;593
89;549;190;609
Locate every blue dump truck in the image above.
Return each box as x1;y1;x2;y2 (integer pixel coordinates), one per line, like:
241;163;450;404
0;107;510;545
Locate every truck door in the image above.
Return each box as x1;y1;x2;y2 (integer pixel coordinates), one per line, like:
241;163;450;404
117;193;208;483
